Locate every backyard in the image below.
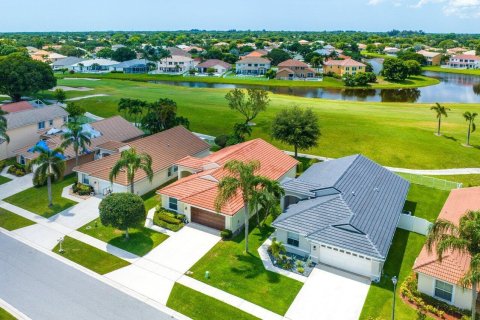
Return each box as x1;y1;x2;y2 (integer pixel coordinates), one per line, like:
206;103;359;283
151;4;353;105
0;208;35;231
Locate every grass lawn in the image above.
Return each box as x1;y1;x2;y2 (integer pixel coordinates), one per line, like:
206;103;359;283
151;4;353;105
0;307;16;320
0;208;35;230
142;189;161;212
53;236;130;274
167;283;260;320
0;175;11;185
360;183;449;319
3;175;77;218
78;218;168;256
189;217;303;315
423;65;480;76
41;78;480;170
427;174;480;187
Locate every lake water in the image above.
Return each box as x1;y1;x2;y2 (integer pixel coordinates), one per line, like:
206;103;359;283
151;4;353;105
150;71;480;103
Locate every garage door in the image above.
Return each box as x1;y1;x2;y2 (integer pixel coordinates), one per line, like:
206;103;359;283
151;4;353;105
318;245;372;278
191;207;225;230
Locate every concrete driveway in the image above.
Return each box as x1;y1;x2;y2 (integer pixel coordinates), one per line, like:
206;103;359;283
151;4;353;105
49;197;100;229
285;264;371;320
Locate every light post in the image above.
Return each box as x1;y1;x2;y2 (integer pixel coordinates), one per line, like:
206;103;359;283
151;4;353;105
58;237;64;254
392;276;398;320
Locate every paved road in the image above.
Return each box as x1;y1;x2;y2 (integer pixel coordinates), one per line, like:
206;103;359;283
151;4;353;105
0;232;177;320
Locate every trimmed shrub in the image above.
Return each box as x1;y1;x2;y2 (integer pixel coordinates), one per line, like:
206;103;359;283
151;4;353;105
99;193;146;237
72;182;94;195
214;134;229;148
297;267;305;274
220;229;232;240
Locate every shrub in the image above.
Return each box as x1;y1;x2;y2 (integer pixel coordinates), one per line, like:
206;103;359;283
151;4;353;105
220;229;232;240
72;182;94;195
297;267;305;274
157;212;182;224
153;207;185;232
69;70;75;74
296;260;304;268
99;193;146;238
8;163;27;177
214;134;229;148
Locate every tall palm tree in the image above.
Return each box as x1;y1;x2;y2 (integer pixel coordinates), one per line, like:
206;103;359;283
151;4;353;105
431;103;450;136
215;160;276;253
61;123;91;166
30;146;65;207
109;148;153;194
250;179;285;227
0;110;9;144
426;210;480;320
463;111;478;146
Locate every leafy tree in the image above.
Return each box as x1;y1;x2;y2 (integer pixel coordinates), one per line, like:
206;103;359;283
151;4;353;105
215;160;276;253
265;68;276;79
96;48;114;59
58;45;84;57
463;111;478;146
99;193;146;240
206;67;216;76
61;123;91;166
426;210;480;320
112;47;136;62
251;179;284;226
30;146;65;207
204;48;224;60
225;88;270;125
141;98;188;134
271;106;320;158
266;48;291;66
118;98;147;127
109;148;153;194
404;60;422;76
382;58;409;82
310;56;323;69
397;50;427;65
0;53;56;101
142;45;171;64
53;88;66;103
65;102;85;124
431;103;450;136
0;110;9;143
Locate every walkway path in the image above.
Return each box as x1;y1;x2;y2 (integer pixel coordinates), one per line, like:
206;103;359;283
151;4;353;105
0;173;33;200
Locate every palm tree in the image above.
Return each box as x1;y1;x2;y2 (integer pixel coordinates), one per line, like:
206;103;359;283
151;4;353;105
61;123;91;166
250;179;285;227
430;103;450;136
0;110;9;144
215;160;275;253
463;111;478;146
109;148;153;194
30;146;65;207
426;210;480;320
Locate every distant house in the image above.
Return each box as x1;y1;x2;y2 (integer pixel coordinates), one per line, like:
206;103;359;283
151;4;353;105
196;59;232;75
417;50;442;66
213;42;229;48
111;44;126;51
110;59;149;74
30;50;67;63
0;105;68;160
0;101;35;113
74;126;210;196
241;49;269;59
298;40;310;45
448;54;480;69
156;47;197;74
413;187;480;311
273;154;409;280
178;45;204;53
51;57;85;71
15;116;143;175
323;58;366;76
235;57;271;75
315;44;336;56
72;59;119;73
447;47;468;55
383;47;400;55
275;59;319;80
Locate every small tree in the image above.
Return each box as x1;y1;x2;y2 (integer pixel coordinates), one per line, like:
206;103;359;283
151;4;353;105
271;106;320;158
382;58;408;82
225;88;270;125
265;69;276;79
53;88;66;103
206;67;216;76
430;102;450;136
118;98;147;127
109;148;153;194
463;111;478;146
65;102;85;124
61;123;91;166
99;193;146;240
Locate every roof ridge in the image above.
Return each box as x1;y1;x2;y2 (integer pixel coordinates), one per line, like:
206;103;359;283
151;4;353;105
276;194;342;224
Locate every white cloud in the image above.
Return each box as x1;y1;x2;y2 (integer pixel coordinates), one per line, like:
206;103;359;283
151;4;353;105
374;0;480;17
368;0;384;5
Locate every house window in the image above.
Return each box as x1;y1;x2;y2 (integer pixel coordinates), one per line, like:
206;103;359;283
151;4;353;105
82;174;89;185
287;232;300;247
63;116;67;123
167;165;178;177
49;119;53;126
434;280;453;302
38;121;45;129
169;198;178;211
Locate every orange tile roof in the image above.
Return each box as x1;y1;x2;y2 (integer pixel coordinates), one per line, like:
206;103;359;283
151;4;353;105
158;139;298;216
413;187;480;287
278;59;310;68
1;101;34;113
324;58;366;67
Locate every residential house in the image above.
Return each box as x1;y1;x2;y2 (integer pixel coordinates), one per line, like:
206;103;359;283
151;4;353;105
196;59;232;75
235;57;271;75
30;50;67;63
241;49;269;59
275;59;319;80
413;187;480;311
157;139;297;232
15;116;143;175
448;54;480;69
156;47;196;74
51;57;86;71
213;42;229;48
72;59;119;73
298;40;310;46
272;154;410;280
323;58;366;76
111;44;126;51
110;59;149;74
384;47;400;55
1;101;35;113
178;45;204;53
417;50;442;66
74;126;210;196
447;47;468;55
315;44;336;56
0;104;68;160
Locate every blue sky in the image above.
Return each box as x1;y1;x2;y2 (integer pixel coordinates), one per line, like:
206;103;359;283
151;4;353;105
0;0;479;33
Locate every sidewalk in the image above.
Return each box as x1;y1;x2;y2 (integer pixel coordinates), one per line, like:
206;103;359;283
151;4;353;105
0;172;33;200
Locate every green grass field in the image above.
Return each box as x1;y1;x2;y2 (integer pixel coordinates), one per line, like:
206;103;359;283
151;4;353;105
0;307;16;320
423;65;480;76
167;283;260;320
4;175;77;218
0;208;35;230
46;78;480;170
0;176;11;185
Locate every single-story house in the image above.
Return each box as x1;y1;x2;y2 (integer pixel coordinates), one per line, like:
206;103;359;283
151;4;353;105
323;58;366;76
272;154;410;280
109;59;150;74
413;187;480;311
15;116;143;175
196;59;232;75
72;59;119;73
235;57;271;75
417;50;442;66
276;59;318;80
74;126;210;196
51;57;86;71
158;139;298;232
384;47;400;55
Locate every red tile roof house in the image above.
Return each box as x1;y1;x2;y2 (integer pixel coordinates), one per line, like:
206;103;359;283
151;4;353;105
275;59;319;81
196;59;232;76
74;126;210;197
413;187;480;311
448;54;480;69
157;139;298;232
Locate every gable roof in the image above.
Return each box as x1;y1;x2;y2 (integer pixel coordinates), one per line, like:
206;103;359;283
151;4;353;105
51;57;85;67
413;187;480;287
323;58;366;67
417;50;442;58
236;57;271;64
111;59;149;68
452;54;480;61
167;47;191;58
74;126;210;186
196;59;231;69
278;59;309;68
5;105;68;130
273;155;410;260
1;101;34;113
158;139;298;215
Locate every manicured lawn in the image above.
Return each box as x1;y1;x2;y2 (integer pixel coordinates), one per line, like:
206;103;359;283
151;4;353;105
427;174;480;187
360;183;449;319
189;217;303;315
0;175;11;185
78;218;168;256
142;189;161;212
0;208;35;230
0;307;16;320
167;283;259;320
42;78;480;170
3;175;77;218
52;236;130;274
423;65;480;76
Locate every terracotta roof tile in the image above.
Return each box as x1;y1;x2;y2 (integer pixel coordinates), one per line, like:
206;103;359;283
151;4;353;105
278;59;310;68
1;101;34;113
324;58;366;67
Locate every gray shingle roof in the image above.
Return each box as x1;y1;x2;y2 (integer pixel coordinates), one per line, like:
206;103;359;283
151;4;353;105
273;154;410;260
51;57;85;67
5;105;68;130
111;59;149;68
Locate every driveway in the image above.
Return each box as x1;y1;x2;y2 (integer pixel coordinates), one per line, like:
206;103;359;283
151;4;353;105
285;264;371;320
49;196;101;229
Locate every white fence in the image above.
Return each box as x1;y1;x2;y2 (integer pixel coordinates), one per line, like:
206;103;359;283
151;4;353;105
398;213;432;235
397;173;462;191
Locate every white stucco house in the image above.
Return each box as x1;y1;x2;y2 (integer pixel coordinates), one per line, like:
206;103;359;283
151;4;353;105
155;47;197;74
71;58;119;73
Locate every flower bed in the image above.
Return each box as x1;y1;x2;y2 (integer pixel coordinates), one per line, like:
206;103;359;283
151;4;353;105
267;238;316;276
72;182;94;196
7;163;28;177
153;207;185;232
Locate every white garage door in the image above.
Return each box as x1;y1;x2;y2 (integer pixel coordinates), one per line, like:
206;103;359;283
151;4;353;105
318;245;373;278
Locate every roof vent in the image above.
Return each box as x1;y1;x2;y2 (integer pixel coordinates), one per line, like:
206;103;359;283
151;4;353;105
351;191;355;196
374;187;379;192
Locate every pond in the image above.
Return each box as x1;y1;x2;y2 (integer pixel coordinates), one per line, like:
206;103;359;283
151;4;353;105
149;71;480;103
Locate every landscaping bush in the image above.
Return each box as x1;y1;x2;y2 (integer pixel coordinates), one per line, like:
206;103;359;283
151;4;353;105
153;207;185;232
69;70;75;74
7;163;28;177
157;212;182;224
220;229;232;240
72;182;94;196
297;267;304;274
214;134;229;148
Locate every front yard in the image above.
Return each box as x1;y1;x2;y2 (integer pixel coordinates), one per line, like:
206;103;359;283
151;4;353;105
4;175;77;218
189;217;303;315
0;175;11;185
0;208;35;230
